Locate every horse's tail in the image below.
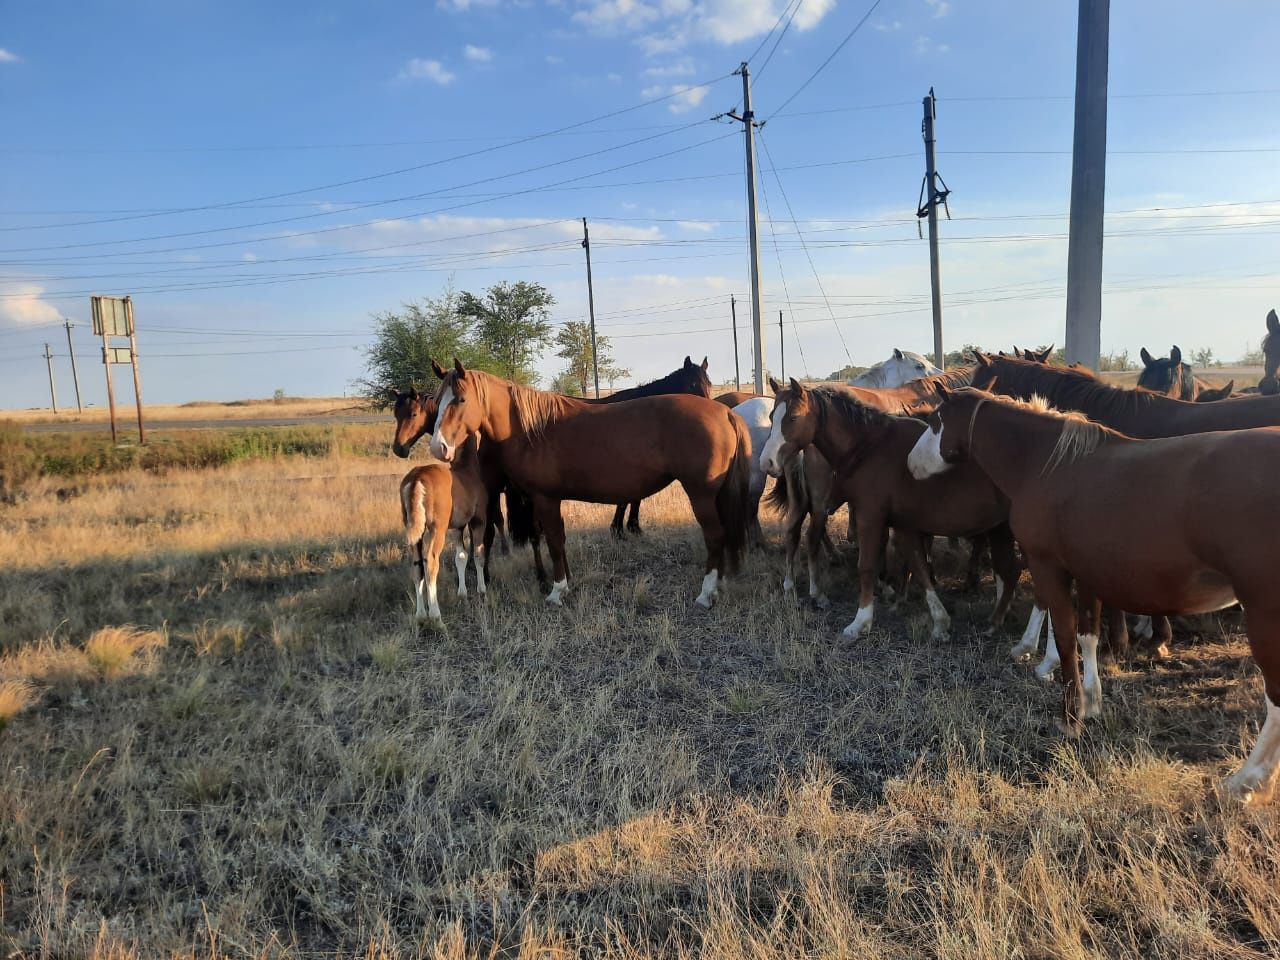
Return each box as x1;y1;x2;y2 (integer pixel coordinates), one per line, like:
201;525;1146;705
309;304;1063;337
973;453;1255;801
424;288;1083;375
716;412;752;572
505;483;540;547
763;450;806;516
400;471;429;545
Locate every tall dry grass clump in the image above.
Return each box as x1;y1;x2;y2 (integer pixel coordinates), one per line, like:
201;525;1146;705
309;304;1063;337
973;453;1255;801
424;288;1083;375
83;625;167;678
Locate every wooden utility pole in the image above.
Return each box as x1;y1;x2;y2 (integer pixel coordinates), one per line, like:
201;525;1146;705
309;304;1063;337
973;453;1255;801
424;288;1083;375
921;88;945;370
730;295;741;391
581;218;601;398
778;310;785;381
730;63;766;394
1064;0;1109;370
125;297;145;444
100;315;118;444
64;319;83;413
43;343;58;413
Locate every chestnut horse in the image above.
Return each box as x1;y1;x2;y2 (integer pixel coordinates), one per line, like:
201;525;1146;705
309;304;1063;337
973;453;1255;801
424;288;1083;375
909;386;1280;804
399;435;488;623
1137;345;1234;402
430;361;751;608
715;390;762;409
583;355;712;538
390;386;549;586
759;378;1017;640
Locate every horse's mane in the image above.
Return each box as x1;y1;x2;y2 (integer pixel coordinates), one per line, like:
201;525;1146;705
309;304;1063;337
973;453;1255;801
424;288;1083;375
459;369;575;440
605;364;708;403
809;385;902;430
978;390;1111;474
905;364;976;397
977;356;1158;421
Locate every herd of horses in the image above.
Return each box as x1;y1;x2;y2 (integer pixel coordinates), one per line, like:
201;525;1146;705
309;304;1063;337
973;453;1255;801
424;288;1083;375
388;310;1280;805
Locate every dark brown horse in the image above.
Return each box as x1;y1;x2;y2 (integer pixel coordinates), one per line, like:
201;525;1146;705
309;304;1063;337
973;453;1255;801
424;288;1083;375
909;386;1280;804
429;361;751;608
760;378;1017;640
969;352;1280;436
1137;345;1234;402
390;385;549;587
582;355;712;538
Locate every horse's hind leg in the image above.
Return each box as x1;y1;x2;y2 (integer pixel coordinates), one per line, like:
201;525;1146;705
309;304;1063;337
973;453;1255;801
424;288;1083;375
1224;609;1280;804
988;525;1018;630
469;515;487;597
901;531;950;641
424;523;445;623
412;541;428;621
803;503;829;607
1100;606;1130;665
490;488;509;556
610;504;627;540
536;498;571;605
626;500;642;536
843;512;887;638
687;490;725;609
1076;591;1104;720
1027;558;1083;733
453;528;471;598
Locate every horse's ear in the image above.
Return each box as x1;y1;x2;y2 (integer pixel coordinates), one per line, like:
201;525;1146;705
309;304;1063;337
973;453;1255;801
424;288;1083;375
1268;309;1280;335
388;388;401;402
768;376;782;394
431;357;447;379
789;377;804;396
1037;345;1053;362
893;348;904;360
701;356;708;371
684;355;693;367
408;385;419;400
936;384;952;403
1198;380;1234;402
973;349;992;367
1140;347;1154;367
1170;345;1182;365
453;357;467;379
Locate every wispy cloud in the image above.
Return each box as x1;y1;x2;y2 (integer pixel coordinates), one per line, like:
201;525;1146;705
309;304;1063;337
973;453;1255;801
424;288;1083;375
643;59;696;78
545;54;565;64
0;48;21;64
924;0;950;18
573;0;835;54
437;0;500;10
398;58;456;85
464;44;494;62
0;283;58;327
640;82;708;113
914;35;950;55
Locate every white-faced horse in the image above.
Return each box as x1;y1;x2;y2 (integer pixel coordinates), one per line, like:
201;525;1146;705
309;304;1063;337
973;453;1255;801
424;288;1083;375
848;349;943;388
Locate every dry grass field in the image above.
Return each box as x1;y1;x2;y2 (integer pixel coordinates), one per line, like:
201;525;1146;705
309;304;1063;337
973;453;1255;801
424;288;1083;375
1;426;1278;958
5;396;366;426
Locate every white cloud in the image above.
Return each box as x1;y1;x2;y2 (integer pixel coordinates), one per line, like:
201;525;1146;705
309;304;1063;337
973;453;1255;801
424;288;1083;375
545;54;565;64
607;72;623;81
437;0;500;10
641;81;707;113
914;35;950;55
241;251;258;262
397;58;456;85
677;220;716;232
0;283;58;327
579;0;835;53
0;48;20;64
464;44;494;61
643;59;696;78
873;19;904;31
572;0;660;31
924;0;950;17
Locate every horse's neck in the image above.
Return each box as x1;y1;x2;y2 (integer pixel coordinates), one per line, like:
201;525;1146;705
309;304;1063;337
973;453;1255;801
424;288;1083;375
813;413;883;475
967;404;1061;498
853;367;886;388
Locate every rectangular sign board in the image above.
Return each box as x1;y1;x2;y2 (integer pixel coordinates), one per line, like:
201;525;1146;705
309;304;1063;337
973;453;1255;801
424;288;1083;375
91;295;133;337
103;346;133;365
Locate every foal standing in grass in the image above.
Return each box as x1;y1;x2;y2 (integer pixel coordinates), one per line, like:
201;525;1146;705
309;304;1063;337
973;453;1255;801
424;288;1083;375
398;433;488;624
909;386;1280;804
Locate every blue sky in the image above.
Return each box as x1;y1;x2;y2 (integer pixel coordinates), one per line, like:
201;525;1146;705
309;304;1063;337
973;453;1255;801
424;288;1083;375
3;0;1280;407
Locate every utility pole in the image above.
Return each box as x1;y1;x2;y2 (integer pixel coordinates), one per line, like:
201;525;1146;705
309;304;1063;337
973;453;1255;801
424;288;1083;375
581;217;601;398
43;343;58;414
779;310;785;381
98;302;119;444
125;297;145;444
1064;0;1109;370
730;295;741;391
64;320;83;413
729;63;766;394
918;88;949;371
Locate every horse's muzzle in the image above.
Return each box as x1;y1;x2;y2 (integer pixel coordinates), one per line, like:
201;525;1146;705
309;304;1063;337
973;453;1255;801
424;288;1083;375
391;443;409;459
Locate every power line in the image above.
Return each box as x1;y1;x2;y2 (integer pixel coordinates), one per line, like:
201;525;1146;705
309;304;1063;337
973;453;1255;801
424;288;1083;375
769;0;886;118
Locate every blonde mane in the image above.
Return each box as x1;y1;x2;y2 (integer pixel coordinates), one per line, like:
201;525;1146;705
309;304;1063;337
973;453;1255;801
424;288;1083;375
504;376;576;440
983;391;1109;474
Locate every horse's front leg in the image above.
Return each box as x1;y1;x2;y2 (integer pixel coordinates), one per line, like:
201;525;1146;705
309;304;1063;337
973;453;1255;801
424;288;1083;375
687;490;726;608
843;511;887;638
900;530;951;641
610;504;627;540
626;500;643;536
988;524;1019;631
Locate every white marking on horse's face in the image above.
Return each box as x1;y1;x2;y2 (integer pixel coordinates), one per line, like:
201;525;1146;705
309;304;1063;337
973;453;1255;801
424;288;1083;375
759;401;787;477
907;415;950;479
430;386;456;461
1224;694;1280;804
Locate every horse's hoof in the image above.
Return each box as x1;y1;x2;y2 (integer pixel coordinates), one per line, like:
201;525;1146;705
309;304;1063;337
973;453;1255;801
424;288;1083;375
628;526;643;536
1009;642;1036;661
1221;772;1274;806
695;594;715;610
610;528;625;541
811;594;830;610
1054;716;1084;740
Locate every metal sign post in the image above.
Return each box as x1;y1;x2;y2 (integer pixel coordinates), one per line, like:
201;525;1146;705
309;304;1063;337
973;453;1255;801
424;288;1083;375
92;294;144;444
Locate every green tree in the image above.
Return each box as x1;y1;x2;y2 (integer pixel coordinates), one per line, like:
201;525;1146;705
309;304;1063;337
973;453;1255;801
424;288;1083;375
354;286;496;406
553;320;630;396
1190;346;1216;368
827;364;869;381
549;371;583;397
460;281;556;384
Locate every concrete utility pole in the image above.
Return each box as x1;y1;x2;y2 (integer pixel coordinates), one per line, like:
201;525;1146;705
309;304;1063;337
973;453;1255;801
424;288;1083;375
920;88;945;370
778;310;785;381
730;63;767;394
1064;0;1109;370
581;218;601;398
43;343;58;413
730;295;741;391
64;320;83;413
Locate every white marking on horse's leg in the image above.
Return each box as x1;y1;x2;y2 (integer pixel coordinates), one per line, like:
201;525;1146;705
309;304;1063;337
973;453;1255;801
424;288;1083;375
546;578;569;606
1011;605;1045;659
413;555;428;621
807;551;826;604
696;569;720;609
782;576;795;594
925;589;951;640
907;417;950;479
473;542;486;595
427;562;442;622
843;603;875;637
1133;615;1153;640
1080;633;1103;718
994;575;1005;609
454;538;469;598
1224;695;1280;805
759;402;787;476
1035;618;1059;680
